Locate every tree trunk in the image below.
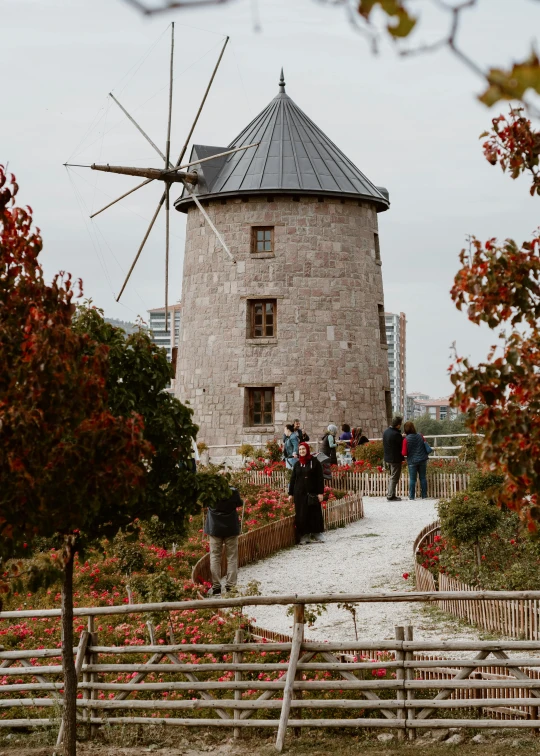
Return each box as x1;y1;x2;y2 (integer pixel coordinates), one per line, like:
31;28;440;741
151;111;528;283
62;536;77;756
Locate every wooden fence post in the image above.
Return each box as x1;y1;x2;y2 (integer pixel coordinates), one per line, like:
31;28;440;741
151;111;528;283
293;604;305;738
405;626;415;740
395;626;405;741
233;628;243;739
275;604;304;752
87;615;98;738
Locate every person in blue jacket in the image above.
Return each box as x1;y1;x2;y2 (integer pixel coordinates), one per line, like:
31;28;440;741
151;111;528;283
402;421;429;500
283;424;299;469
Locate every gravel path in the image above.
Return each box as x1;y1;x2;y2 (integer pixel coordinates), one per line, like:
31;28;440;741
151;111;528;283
238;497;483;644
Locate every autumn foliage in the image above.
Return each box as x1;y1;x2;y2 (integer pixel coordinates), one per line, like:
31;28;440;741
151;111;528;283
0;166;153;755
450;113;540;529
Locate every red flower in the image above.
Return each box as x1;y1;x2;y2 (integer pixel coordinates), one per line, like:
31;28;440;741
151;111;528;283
402;573;409;580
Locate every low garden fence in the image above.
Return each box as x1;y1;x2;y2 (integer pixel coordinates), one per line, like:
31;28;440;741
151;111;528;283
192;491;364;586
5;594;540;750
245;470;470;499
414;522;540;641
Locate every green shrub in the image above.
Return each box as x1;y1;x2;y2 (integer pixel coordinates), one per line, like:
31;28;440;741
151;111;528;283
438;491;501;566
459;434;480;462
353;440;384;465
468;470;505;494
139;516;190;550
237;443;257;461
266;438;282;463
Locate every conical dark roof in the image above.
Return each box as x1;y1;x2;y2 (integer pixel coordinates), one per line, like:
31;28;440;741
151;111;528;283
175;71;389;212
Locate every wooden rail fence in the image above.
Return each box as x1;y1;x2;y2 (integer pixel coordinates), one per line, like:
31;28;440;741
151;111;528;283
414;522;540;640
245;470;470;498
192;492;364;586
5;595;540;749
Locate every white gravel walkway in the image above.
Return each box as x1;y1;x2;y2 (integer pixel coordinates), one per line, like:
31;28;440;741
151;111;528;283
239;497;482;644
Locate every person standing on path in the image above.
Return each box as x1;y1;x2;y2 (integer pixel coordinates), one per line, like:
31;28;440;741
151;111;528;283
283;424;299;469
402;421;429;500
321;424;338;465
383;416;403;502
288;442;325;545
204;485;243;596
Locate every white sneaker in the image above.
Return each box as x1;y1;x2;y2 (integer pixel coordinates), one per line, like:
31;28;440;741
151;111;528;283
299;535;310;545
310;533;325;543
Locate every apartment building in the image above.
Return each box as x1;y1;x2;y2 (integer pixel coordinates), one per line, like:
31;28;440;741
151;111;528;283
148;303;182;363
385;312;407;418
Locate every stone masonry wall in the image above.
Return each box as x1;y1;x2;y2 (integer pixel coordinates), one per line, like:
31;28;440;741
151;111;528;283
175;195;390;452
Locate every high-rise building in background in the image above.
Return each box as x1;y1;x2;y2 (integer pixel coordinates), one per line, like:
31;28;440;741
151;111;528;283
385;312;406;418
148;304;182;363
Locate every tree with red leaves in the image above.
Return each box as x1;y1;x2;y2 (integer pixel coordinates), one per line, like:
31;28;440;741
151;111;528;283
0;166;153;755
450;111;540;530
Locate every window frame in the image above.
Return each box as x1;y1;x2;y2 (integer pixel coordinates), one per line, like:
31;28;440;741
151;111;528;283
247;387;275;426
251;226;275;255
249;299;277;339
373;232;381;262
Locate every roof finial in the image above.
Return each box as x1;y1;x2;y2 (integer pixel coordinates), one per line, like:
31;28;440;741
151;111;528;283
279;68;286;94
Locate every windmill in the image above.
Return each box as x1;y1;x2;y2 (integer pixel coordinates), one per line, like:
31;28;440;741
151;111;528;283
65;25;257;330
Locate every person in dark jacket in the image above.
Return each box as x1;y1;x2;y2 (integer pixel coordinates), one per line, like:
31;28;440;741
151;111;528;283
383;416;403;502
321;424;338;466
293;419;309;443
204;486;243;596
402;421;429;500
288;442;325;545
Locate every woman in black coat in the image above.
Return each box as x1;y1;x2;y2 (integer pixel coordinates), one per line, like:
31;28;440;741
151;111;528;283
288;442;325;545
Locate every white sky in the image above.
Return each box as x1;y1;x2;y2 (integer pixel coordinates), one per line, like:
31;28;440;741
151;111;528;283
3;0;539;397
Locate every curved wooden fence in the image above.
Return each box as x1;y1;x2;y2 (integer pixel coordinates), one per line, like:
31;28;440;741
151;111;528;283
414;522;540;640
245;470;470;499
192;492;364;586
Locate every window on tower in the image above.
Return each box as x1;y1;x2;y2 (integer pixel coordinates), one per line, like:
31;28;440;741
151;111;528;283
247;388;275;426
251;226;274;254
249;299;276;338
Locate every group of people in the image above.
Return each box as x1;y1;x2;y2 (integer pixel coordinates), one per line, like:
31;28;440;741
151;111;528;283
283;421;369;469
283;420;370;546
383;416;432;501
204;415;431;597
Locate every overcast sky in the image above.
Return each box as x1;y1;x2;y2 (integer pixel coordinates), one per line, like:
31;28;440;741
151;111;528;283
3;0;539;397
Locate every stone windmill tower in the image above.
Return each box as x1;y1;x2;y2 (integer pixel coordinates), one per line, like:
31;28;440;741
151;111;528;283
174;71;391;458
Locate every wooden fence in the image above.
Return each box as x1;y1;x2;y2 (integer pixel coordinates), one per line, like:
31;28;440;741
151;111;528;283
414;522;540;640
5;594;540;749
192;492;364;586
245;470;470;498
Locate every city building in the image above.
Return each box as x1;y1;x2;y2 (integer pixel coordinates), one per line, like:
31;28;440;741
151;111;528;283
173;72;392;457
407;392;458;421
148;303;182;363
385;312;406;418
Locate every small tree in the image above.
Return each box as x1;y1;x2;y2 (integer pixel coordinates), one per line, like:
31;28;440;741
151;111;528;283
0;168;153;756
438;492;501;567
72;306;230;540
